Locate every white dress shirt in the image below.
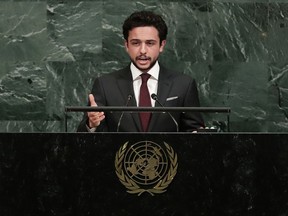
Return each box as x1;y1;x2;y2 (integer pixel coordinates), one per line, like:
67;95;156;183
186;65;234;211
130;61;159;107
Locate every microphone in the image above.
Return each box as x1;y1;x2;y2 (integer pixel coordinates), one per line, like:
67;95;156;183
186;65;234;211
116;94;133;132
151;93;179;132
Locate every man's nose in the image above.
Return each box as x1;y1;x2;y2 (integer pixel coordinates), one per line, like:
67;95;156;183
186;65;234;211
140;43;147;54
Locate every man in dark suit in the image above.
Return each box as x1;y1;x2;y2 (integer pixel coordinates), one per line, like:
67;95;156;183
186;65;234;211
77;10;205;132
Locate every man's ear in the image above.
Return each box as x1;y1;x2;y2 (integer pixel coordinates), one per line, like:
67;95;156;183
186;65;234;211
124;40;129;52
160;40;166;52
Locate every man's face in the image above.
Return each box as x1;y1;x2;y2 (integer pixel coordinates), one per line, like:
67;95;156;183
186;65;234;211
125;26;166;72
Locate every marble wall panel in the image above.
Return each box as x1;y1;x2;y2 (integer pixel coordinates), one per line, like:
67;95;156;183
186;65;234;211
0;0;287;132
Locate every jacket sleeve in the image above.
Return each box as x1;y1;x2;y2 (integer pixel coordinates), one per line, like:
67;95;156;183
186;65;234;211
179;78;205;132
76;77;108;132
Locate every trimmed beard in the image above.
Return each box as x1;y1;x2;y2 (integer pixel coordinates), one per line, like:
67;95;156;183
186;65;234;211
131;58;158;73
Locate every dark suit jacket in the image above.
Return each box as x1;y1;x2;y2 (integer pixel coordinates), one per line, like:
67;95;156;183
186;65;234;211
77;64;205;132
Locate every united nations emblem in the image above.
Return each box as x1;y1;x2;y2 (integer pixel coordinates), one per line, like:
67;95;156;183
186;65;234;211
115;141;178;196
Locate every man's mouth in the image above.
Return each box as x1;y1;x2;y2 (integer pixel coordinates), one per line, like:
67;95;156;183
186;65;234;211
137;56;150;61
136;56;151;64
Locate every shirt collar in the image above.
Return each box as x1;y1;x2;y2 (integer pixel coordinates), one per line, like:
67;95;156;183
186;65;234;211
130;61;160;81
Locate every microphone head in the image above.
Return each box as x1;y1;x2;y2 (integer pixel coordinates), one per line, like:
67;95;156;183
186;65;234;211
151;93;157;100
128;95;133;100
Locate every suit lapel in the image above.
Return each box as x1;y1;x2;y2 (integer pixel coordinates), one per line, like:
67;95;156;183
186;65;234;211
148;67;173;131
117;68;134;102
116;66;142;131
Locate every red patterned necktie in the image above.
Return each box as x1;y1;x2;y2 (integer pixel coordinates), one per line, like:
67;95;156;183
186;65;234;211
139;73;151;132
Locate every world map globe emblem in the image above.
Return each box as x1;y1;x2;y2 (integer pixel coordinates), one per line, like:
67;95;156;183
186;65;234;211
115;140;178;195
123;141;169;186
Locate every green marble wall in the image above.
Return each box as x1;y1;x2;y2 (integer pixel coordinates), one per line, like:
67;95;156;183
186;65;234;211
0;0;287;132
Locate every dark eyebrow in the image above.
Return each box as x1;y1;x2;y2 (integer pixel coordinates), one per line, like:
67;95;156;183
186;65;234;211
146;40;157;43
130;39;140;41
129;39;157;42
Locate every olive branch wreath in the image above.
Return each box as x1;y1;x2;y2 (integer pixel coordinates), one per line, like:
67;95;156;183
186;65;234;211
115;141;178;196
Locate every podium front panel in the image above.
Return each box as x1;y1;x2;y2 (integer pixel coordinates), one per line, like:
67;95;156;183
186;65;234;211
0;133;287;215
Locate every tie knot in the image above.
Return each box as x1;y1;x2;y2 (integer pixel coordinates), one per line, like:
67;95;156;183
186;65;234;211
140;73;151;83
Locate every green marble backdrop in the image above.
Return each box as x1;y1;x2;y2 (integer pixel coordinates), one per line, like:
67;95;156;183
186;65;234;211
0;0;287;132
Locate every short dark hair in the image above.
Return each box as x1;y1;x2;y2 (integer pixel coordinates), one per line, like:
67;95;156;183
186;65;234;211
122;10;168;43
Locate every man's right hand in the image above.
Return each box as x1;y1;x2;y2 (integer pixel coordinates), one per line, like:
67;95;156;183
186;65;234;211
87;94;105;128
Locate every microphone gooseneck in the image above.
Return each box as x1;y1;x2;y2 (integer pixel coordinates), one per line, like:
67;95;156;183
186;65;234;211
116;94;133;132
151;93;179;132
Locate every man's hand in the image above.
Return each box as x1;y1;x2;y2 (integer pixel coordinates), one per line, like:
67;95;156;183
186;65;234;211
87;94;105;128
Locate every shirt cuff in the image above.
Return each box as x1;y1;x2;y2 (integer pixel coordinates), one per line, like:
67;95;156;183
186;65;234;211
86;124;97;132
